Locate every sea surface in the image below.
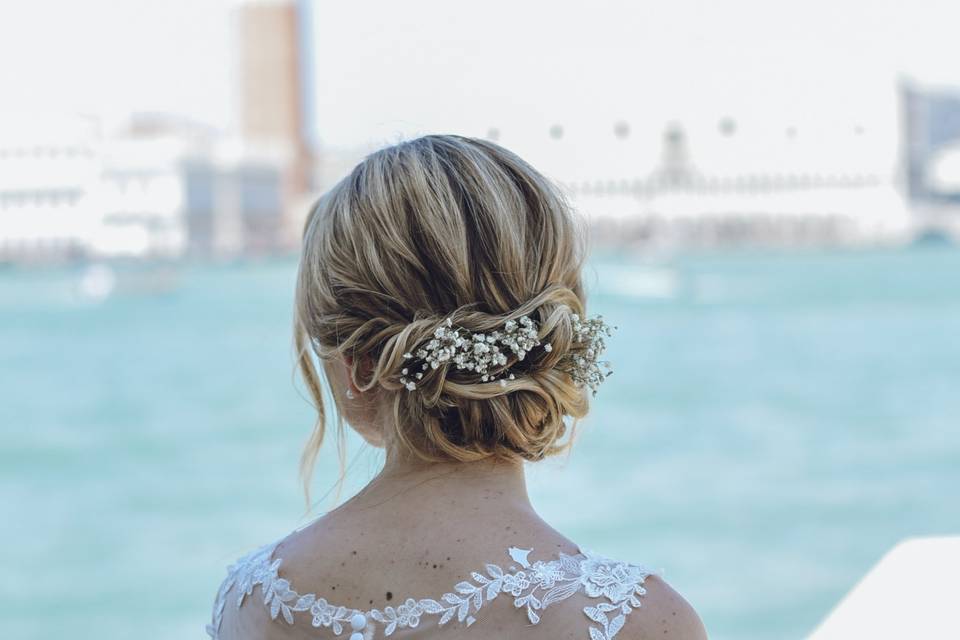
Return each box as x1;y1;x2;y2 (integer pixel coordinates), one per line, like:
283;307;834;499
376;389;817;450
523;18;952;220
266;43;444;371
1;247;958;640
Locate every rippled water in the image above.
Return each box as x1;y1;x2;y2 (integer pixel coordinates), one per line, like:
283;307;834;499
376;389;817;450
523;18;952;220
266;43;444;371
2;247;958;639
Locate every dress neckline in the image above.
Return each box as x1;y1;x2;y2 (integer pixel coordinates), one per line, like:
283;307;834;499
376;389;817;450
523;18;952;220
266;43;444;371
208;536;655;640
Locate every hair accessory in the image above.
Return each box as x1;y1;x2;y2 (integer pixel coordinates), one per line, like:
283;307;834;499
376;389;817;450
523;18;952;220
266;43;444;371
398;312;615;396
568;313;615;395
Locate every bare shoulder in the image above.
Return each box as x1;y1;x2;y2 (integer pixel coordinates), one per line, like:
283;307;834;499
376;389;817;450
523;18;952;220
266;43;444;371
621;574;708;640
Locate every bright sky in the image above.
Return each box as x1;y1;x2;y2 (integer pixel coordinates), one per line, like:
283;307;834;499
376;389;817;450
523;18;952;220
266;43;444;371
2;0;958;180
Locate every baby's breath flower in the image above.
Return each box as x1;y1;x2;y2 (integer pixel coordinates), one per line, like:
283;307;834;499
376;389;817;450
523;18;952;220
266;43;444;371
569;313;616;396
398;312;615;396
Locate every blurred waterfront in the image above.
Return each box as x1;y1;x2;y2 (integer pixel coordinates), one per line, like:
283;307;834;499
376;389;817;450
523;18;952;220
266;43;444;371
2;247;958;640
4;1;960;266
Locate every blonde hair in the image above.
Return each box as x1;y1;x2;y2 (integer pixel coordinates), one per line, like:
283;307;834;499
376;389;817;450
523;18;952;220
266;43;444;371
293;134;593;501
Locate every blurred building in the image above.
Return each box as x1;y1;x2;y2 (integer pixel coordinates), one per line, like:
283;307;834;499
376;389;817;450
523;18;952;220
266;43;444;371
0;0;317;265
564;122;914;251
5;1;958;262
0;114;104;264
0;111;293;263
900;79;960;204
98;117;199;260
108;114;288;260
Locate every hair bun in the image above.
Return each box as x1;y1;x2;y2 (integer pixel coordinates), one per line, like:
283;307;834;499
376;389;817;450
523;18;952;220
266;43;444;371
294;134;603;485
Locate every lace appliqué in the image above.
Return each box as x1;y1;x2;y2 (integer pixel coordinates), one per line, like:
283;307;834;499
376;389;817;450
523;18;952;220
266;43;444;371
207;542;655;640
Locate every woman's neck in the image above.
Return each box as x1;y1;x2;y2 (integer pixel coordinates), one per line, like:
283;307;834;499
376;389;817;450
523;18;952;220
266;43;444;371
339;450;535;516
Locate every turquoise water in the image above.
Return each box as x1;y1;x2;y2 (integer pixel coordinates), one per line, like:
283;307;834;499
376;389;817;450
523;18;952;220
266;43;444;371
2;248;958;640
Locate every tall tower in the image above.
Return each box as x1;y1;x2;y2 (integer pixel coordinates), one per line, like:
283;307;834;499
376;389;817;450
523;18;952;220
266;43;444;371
650;123;698;190
238;0;314;248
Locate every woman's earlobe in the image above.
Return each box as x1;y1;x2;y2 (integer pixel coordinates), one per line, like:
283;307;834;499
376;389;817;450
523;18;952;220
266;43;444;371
340;355;368;400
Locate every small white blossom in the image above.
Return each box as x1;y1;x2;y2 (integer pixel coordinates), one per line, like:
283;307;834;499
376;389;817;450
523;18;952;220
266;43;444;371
569;314;616;396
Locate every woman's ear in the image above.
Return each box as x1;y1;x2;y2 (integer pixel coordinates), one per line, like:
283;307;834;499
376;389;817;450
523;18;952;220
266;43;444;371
336;352;386;448
340;353;361;397
341;352;376;396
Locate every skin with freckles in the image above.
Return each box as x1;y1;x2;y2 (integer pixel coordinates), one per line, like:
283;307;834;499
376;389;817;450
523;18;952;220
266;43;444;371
215;354;707;640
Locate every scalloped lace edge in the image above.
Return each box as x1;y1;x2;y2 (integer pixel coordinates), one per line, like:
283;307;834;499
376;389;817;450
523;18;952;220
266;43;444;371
207;540;656;640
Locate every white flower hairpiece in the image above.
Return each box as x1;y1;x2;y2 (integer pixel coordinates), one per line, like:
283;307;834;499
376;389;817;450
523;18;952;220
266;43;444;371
568;313;615;395
398;312;615;396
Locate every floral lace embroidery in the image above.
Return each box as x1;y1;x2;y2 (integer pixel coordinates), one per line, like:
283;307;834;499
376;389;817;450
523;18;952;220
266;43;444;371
207;540;655;640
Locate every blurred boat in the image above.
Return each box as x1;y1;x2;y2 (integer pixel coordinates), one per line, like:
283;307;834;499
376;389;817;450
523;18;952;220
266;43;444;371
78;264;116;301
808;536;960;639
76;262;180;301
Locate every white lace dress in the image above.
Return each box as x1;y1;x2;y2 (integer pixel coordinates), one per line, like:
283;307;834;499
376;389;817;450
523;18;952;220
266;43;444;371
207;536;658;640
